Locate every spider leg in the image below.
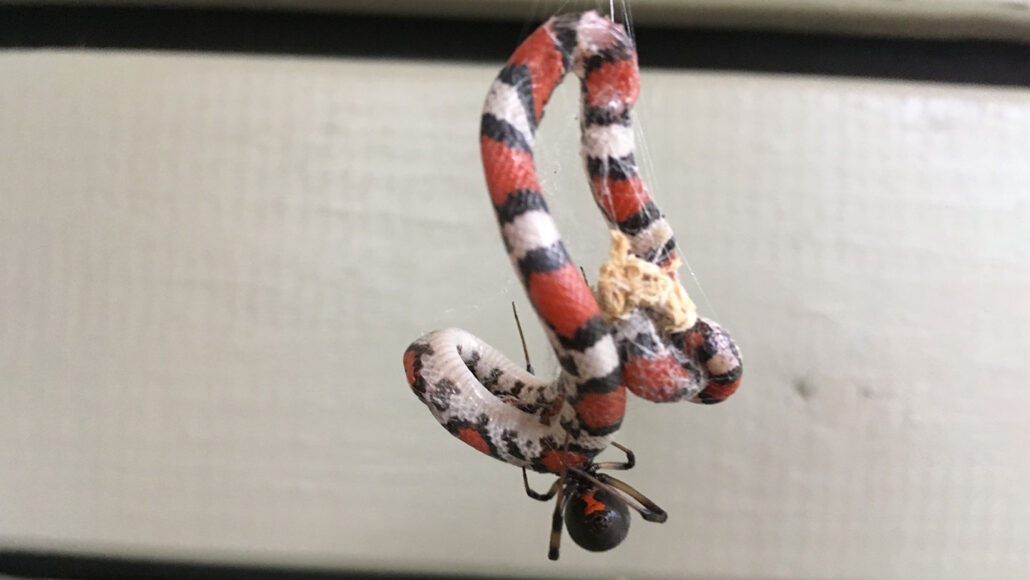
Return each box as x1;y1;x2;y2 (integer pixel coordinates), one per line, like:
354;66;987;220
511;301;563;426
567;466;667;523
511;301;534;374
596;472;668;523
522;467;560;501
593;440;635;471
547;469;570;560
545;432;576;560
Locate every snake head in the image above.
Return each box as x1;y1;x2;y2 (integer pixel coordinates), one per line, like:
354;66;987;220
678;317;743;404
612;311;742;404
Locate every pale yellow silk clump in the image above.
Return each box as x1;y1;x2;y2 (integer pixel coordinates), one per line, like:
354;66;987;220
595;230;697;333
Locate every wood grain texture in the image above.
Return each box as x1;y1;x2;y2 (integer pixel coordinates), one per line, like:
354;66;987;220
7;0;1030;41
0;51;1028;578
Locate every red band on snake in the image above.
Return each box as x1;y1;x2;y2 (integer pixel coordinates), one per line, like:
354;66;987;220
403;12;743;474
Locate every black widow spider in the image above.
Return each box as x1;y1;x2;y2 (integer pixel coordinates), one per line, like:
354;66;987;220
521;439;668;560
512;303;668;560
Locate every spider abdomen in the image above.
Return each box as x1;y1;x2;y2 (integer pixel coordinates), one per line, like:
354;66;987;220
564;486;631;552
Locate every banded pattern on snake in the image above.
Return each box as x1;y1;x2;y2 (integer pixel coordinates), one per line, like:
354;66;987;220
403;11;742;476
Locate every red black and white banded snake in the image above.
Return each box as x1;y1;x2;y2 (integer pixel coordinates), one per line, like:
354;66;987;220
403;11;742;478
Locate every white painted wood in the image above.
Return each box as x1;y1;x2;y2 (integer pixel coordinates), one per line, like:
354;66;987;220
10;0;1030;41
1;51;1028;578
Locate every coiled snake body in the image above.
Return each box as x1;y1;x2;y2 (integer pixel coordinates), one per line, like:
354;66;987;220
403;12;742;485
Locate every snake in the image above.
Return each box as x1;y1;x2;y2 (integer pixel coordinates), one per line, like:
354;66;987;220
402;11;742;476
